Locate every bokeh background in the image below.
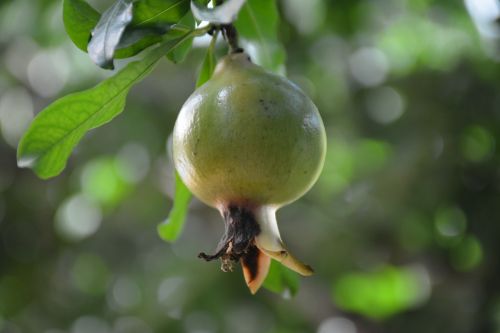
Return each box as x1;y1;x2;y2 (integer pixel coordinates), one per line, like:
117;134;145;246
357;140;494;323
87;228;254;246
1;0;500;332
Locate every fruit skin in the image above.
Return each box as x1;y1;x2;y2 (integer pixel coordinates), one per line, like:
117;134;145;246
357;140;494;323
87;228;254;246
173;53;326;210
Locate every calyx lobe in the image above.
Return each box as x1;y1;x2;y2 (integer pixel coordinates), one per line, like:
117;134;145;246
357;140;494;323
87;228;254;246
198;205;313;294
198;205;260;271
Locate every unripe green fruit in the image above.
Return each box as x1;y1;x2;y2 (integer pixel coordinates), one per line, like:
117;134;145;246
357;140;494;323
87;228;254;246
172;52;326;294
173;53;326;209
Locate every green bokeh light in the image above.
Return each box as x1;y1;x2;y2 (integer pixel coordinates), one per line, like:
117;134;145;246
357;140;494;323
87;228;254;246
451;235;483;272
80;157;132;207
71;253;110;296
461;125;495;163
332;265;430;320
434;205;467;247
492;300;500;333
318;139;355;195
318;138;391;197
354;139;392;175
378;16;476;75
0;276;30;317
397;212;432;253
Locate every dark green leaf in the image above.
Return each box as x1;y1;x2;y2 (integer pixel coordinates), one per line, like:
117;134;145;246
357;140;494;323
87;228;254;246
157;173;192;241
263;260;300;296
234;0;286;73
118;26;168;49
167;12;196;63
63;0;100;51
191;0;245;24
87;0;134;69
17;35;191;179
133;0;190;27
115;27;165;59
196;32;218;87
114;0;192;60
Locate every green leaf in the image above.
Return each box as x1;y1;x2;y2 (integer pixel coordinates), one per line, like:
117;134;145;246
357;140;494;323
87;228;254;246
196;32;218;87
157;173;192;241
87;0;134;69
167;12;196;63
234;0;286;73
191;0;245;24
114;27;165;59
157;32;218;242
133;0;190;27
63;0;100;51
17;35;192;179
234;0;277;40
263;260;300;296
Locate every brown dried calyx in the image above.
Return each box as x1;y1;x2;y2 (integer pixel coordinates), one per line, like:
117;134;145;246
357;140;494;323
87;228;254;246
198;205;313;294
199;206;260;271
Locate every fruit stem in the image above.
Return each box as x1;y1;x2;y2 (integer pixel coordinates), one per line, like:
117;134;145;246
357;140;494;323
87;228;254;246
221;24;243;54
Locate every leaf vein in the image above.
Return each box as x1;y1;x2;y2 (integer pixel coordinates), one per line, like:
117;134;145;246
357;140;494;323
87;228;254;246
244;3;272;66
137;0;188;26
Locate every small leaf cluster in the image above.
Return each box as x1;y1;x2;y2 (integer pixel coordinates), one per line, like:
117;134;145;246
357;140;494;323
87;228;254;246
64;0;193;69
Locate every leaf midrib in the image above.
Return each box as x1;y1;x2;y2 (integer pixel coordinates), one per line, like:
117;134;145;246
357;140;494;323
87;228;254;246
136;0;188;26
31;65;143;165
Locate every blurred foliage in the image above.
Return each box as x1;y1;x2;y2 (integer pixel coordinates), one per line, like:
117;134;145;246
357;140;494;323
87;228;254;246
262;261;300;297
332;265;430;320
1;0;500;333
